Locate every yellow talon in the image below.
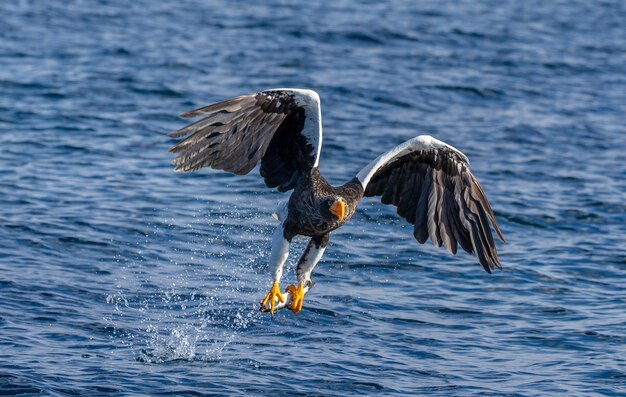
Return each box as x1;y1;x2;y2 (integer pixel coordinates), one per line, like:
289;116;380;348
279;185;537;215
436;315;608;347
287;283;305;314
261;280;284;315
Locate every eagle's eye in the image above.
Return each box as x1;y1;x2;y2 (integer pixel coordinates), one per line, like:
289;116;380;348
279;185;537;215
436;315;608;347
328;198;346;220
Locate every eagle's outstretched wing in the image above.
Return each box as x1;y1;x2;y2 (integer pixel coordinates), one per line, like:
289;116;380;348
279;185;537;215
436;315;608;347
357;135;505;273
169;88;322;192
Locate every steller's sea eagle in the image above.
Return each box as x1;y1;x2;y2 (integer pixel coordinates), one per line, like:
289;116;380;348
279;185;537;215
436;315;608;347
169;89;505;314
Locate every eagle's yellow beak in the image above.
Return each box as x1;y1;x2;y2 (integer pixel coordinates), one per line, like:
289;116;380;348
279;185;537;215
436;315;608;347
329;199;345;220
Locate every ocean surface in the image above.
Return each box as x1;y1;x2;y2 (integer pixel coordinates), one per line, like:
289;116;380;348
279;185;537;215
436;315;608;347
1;0;625;395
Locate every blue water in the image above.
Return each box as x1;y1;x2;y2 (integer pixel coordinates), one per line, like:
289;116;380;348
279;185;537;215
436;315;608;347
1;0;625;395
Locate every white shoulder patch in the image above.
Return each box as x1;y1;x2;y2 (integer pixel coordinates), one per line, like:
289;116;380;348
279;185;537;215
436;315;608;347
267;88;323;167
356;135;469;188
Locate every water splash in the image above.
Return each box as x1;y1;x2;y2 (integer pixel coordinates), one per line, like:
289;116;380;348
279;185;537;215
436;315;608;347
105;209;269;364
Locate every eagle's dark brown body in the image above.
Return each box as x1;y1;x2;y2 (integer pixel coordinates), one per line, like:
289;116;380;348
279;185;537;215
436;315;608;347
283;169;364;240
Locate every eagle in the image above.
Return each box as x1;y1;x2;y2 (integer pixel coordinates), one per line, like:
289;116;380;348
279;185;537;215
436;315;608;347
169;89;505;314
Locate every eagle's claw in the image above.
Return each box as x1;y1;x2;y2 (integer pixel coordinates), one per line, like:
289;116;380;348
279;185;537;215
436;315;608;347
260;280;284;315
286;283;305;314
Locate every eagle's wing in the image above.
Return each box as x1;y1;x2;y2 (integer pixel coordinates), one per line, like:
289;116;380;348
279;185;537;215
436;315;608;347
357;135;505;273
169;89;322;192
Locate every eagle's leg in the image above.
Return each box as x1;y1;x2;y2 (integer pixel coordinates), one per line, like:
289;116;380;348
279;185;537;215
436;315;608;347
260;224;291;315
287;234;329;314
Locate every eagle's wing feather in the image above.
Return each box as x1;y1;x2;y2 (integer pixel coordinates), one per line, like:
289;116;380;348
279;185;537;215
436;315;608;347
169;89;322;192
357;135;504;273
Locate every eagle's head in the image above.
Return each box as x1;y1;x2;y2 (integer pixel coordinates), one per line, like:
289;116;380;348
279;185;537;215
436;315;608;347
322;196;346;221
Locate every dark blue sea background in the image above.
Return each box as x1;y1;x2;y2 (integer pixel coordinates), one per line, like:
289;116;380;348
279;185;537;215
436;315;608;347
1;0;625;395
